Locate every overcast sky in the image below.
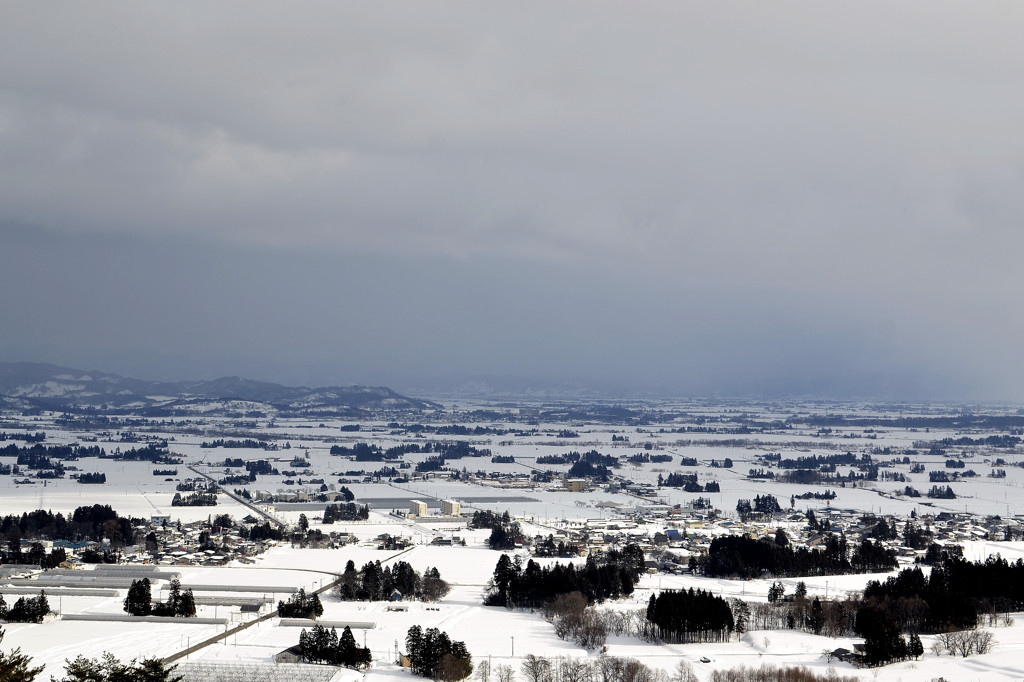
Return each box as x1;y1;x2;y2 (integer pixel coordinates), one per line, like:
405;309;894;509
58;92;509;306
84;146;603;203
2;2;1023;399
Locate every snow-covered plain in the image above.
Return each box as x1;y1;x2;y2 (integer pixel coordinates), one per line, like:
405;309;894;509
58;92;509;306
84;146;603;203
3;401;1024;681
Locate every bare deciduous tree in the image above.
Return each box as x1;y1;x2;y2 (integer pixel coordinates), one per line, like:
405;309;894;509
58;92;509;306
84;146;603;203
673;660;698;682
495;664;516;682
477;659;491;682
557;657;592;682
521;655;552;682
932;629;996;657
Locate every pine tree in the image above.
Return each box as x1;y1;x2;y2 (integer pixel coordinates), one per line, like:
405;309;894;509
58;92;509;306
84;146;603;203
136;658;183;682
0;627;43;681
124;578;152;616
167;578;183;615
732;599;750;637
177;588;196;617
35;591;48;621
339;626;358;666
809;597;824;635
55;653;181;681
908;632;924;660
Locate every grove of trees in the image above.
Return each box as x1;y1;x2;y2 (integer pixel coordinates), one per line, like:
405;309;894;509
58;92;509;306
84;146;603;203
299;624;371;668
646;589;734;643
277;588;323;619
123;578;196;618
485;545;644;609
406;625;472;681
697;534;896;579
321;502;369;523
335;560;450;602
0;591;49;623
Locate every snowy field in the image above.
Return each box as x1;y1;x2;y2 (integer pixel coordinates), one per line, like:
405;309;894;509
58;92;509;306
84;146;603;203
10;540;1024;681
3;401;1024;680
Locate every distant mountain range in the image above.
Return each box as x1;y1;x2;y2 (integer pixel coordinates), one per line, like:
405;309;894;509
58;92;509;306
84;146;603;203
0;362;438;417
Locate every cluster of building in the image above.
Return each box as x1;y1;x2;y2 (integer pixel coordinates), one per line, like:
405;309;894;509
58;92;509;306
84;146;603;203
407;499;461;518
514;504;1020;569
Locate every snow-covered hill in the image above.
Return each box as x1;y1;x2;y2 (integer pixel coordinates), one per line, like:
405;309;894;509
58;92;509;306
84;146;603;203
0;361;438;416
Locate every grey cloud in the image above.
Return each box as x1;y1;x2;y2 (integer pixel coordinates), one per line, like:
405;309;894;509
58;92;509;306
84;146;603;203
0;223;1000;399
1;2;1022;399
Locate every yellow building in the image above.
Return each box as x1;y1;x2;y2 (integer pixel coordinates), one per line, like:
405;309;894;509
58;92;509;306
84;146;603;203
409;500;428;517
441;499;461;516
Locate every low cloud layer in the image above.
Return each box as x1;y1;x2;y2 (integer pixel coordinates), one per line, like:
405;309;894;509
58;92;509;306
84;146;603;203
1;2;1022;399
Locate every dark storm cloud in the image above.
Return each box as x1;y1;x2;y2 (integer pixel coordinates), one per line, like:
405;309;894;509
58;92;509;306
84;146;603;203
1;2;1022;398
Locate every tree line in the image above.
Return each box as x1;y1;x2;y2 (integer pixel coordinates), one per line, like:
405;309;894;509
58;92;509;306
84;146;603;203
469;510;523;550
331;440;491;462
202;438;277;449
278;588;323;619
485;545;644;609
123;578;196;618
299;624;371;668
658;472;719;492
697;534;896;579
171;491;217;506
861;555;1024;635
723;554;1023;667
322;502;369;523
0;431;46;442
335;559;449;602
0;591;49;623
1;505;139;546
405;625;472;681
646;588;734;643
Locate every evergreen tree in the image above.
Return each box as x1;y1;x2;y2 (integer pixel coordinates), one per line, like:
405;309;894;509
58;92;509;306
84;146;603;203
278;588;323;619
908;633;924;660
167;578;183;615
808;597;824;635
490;554;515;607
485;549;640;609
339;626;358;665
855;604;909;667
177;588;196;617
5;593;48;623
731;599;750;637
421;566;451;601
0;627;43;681
55;653;181;681
124;578;152;616
405;626;470;679
646;589;734;643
